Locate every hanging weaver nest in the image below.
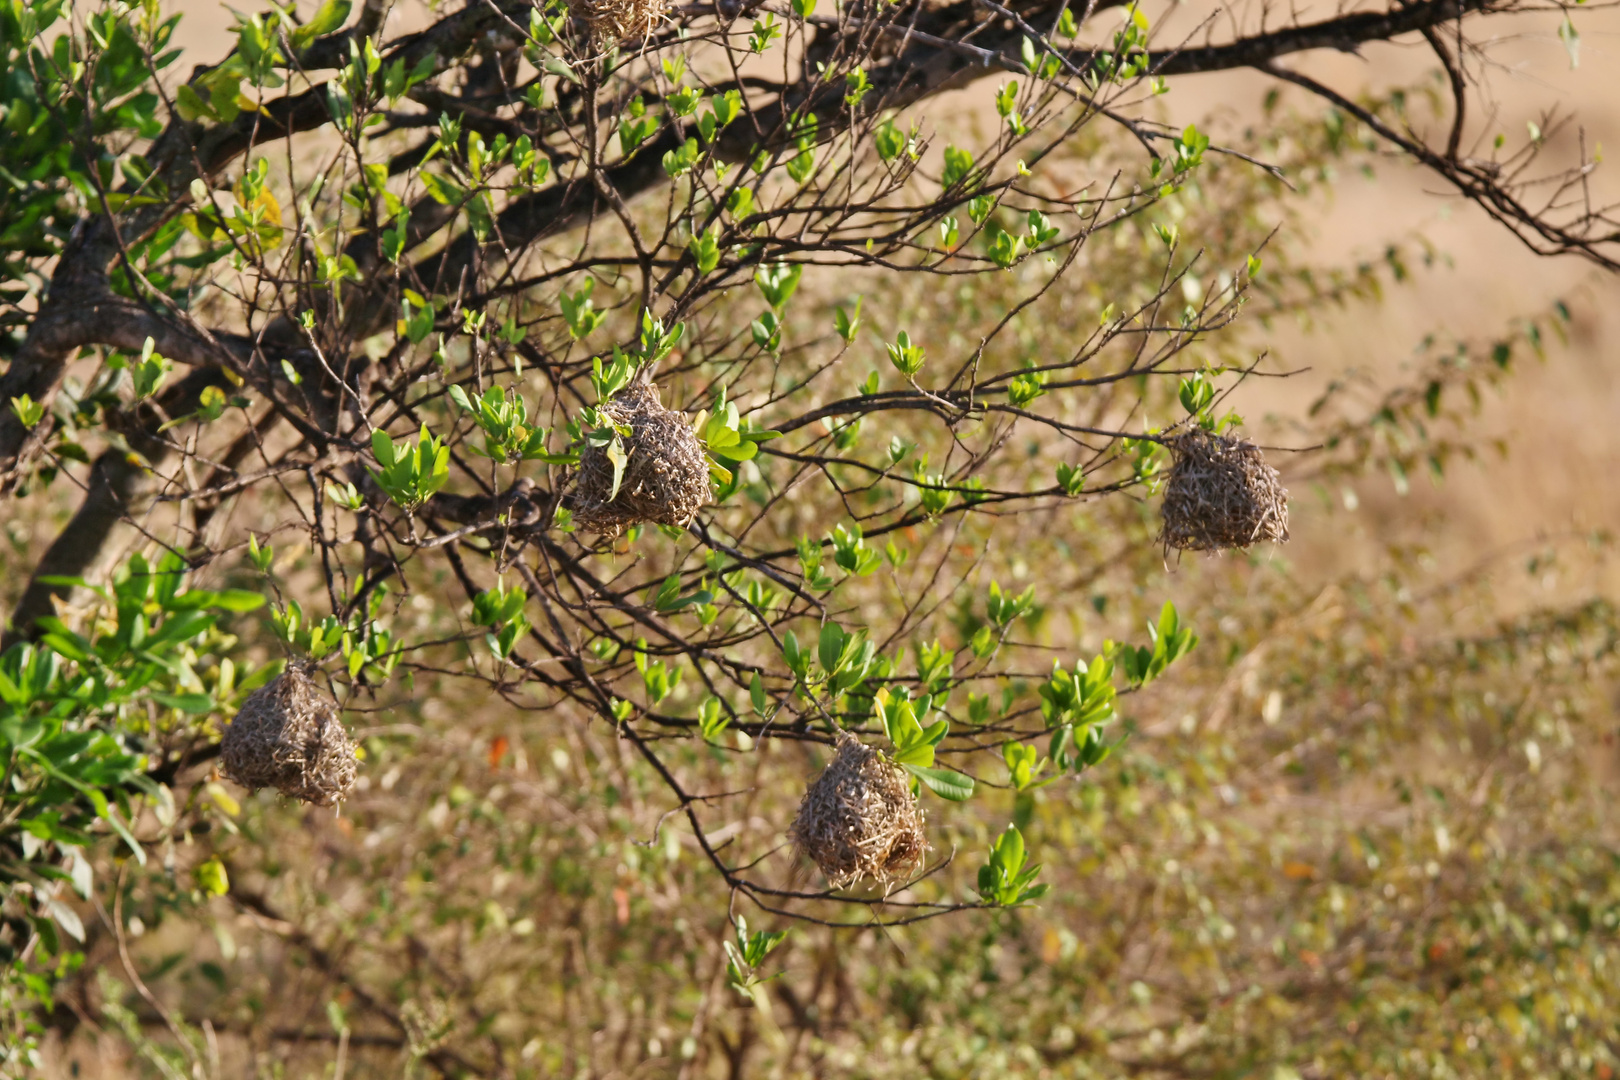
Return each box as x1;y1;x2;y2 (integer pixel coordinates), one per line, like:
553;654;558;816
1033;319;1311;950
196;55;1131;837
788;735;927;891
567;0;667;46
219;661;358;806
1159;431;1290;552
572;380;710;538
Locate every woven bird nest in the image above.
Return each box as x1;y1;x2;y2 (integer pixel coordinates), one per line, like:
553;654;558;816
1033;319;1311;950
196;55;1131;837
1159;431;1290;552
572;380;709;538
789;735;927;891
219;661;358;806
568;0;667;46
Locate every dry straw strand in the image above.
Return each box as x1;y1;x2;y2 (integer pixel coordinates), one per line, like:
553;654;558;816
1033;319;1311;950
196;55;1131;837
789;735;927;891
567;0;668;47
1159;431;1290;553
220;661;358;806
572;380;710;537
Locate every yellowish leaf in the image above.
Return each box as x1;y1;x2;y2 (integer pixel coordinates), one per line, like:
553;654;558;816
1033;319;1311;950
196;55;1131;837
206;781;241;817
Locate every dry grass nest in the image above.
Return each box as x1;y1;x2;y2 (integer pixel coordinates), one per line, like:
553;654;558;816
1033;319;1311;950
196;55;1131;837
219;661;358;806
567;0;667;46
1160;431;1290;552
789;735;927;891
572;380;710;538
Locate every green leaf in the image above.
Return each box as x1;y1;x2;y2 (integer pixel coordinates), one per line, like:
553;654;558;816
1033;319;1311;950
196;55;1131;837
35;575;102;595
40;633;93;664
604;437;628;501
892;741;935;767
194;856;230;896
817;622;845;674
143;610;217;651
10;394;45;429
150;692;216;714
725;186;755;220
292;0;351;49
902;764;975;801
176;84;218;123
1558;15;1580;68
420;172;464;206
720;437;757;462
689;227;722;275
941;145;975;189
874;121;904;162
372;428;397;468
